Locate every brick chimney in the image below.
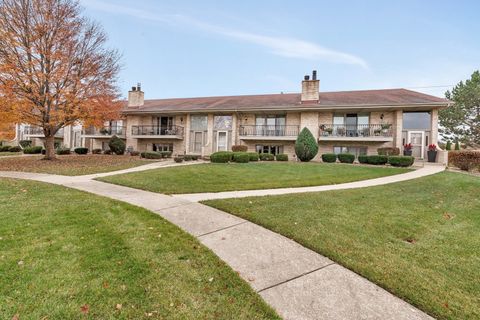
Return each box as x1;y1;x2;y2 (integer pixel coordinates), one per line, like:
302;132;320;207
128;83;144;107
301;70;319;104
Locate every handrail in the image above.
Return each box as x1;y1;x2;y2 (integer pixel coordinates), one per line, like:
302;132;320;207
319;124;393;137
131;125;184;137
239;125;299;137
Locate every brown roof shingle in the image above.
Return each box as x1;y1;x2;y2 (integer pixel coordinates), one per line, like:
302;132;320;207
123;88;449;113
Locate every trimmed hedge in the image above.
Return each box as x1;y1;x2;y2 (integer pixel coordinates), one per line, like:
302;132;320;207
74;147;89;155
259;153;274;161
19;140;32;148
366;155;388;165
210;151;233;163
338;153;355;164
449;150;480;171
358;155;368;164
247;152;259;161
321;153;337;163
276;154;289;161
130;151;140;156
377;147;400;156
174;157;184;163
56;148;71;155
0;145;10;152
103;149;112;155
295;127;319;162
23;146;43;154
232;145;248;152
184;155;194;161
108;135;126;155
388;156;415;167
8;146;22;153
141;152;162;159
92;149;102;154
233;152;250;163
160;151;173;158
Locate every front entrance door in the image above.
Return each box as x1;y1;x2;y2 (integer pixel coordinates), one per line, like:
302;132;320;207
408;131;425;159
157;117;173;135
217;131;227;151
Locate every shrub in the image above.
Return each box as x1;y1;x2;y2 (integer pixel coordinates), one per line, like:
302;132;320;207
174;157;184;163
232;145;248;152
0;145;10;152
103;149;112;155
388;156;415;167
338;153;355;164
159;151;172;158
377;147;400;156
92;149;102;154
455;141;460;150
449;150;480;171
108;135;126;155
74;147;89;155
8;146;22;153
56;148;71;155
184;155;193;161
141;152;162;159
321;153;337;163
445;141;452;150
247;152;259;161
295;127;319;162
276;154;289;161
259;153;274;161
23;146;43;154
210;151;233;163
190;155;199;160
233;152;250;163
358;155;368;164
19;140;32;148
130;151;140;156
366;155;388;165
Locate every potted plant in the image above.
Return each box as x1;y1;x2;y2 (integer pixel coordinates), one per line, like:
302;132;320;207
324;127;333;135
373;128;382;136
403;143;413;156
427;144;437;162
381;123;392;134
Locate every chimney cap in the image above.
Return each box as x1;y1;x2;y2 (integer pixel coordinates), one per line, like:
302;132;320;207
304;75;310;81
312;70;317;80
131;86;136;91
137;83;142;91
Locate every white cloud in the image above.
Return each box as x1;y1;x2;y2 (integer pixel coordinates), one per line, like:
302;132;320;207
82;0;368;69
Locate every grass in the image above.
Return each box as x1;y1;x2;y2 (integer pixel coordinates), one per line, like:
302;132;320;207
98;162;410;194
0;152;22;157
0;154;156;176
204;172;480;320
0;178;279;319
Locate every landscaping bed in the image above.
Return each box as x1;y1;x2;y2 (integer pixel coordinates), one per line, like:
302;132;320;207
204;172;480;320
98;162;410;194
0;155;156;176
0;178;278;319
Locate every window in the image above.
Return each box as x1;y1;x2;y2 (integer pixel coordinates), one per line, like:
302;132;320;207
256;145;283;155
156;117;174;135
333;146;367;158
255;115;286;136
214;115;232;130
153;143;173;152
403;112;431;129
333;113;370;136
190;115;208;131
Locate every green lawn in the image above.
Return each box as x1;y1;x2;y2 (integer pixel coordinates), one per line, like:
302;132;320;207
98;162;410;194
204;172;480;320
0;178;279;319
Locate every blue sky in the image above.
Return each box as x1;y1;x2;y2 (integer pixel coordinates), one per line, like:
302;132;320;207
81;0;480;99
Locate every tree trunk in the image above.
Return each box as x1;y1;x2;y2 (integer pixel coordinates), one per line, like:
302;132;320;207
44;135;56;160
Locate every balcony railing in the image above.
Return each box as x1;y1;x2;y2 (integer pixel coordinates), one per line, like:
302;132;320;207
239;125;299;137
319;124;393;137
83;126;125;136
131;125;184;137
24;126;64;137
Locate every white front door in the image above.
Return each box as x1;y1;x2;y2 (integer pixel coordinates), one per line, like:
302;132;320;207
217;131;227;151
408;131;425;159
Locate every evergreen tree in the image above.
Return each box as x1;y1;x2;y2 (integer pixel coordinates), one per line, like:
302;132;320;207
295;127;319;162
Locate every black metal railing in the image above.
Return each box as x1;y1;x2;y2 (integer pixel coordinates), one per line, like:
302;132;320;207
131;125;184;137
239;125;299;137
319;124;393;137
83;126;125;136
24;126;64;136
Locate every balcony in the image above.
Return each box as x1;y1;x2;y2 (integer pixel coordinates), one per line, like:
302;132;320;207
239;125;300;141
131;125;184;139
24;126;64;138
82;126;126;138
319;124;393;142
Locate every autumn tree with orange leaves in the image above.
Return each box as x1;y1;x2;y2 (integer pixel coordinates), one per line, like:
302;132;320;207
0;0;121;159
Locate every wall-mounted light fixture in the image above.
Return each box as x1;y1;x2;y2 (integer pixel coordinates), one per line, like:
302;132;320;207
180;117;184;124
380;113;384;120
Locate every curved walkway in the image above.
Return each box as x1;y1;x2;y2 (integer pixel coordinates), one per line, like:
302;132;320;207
0;164;442;320
175;164;445;202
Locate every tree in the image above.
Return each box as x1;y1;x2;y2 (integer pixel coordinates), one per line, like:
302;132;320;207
108;135;125;155
445;140;451;150
440;71;480;148
295;127;318;162
0;0;121;159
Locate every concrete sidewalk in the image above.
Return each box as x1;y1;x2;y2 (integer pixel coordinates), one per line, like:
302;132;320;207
0;169;437;320
175;164;445;202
